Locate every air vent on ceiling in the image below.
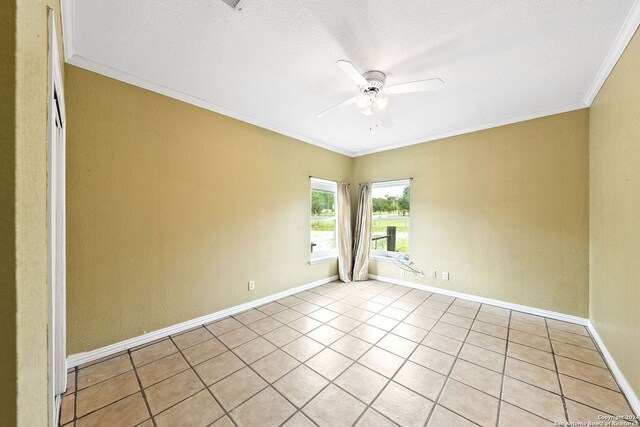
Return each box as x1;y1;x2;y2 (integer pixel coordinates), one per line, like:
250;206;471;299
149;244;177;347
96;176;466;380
221;0;241;9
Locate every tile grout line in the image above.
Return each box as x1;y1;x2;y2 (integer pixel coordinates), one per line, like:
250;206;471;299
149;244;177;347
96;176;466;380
546;318;571;424
278;283;382;426
298;284;608;426
584;326;640;421
288;282;413;426
285;285;406;427
201;286;353;425
418;297;462;427
202;283;376;425
242;291;612;424
69;391;146;423
128;349;158;427
68;280;632;426
67;374;145;423
494;308;513;427
214;331;318;426
420;298;484;427
418;296;459;427
166;335;240;427
340;287;507;427
347;287;437;427
169;286;528;425
271;282;402;426
70;366;78;426
89;302;565;424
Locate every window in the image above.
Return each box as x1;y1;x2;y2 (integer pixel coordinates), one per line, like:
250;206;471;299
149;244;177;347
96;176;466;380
370;179;410;258
310;178;338;261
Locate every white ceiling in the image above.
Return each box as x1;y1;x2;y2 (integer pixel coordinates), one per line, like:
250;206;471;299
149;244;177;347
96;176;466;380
62;0;640;157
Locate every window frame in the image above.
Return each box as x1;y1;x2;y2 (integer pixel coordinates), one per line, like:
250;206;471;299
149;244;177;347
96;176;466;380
309;177;339;263
370;179;411;260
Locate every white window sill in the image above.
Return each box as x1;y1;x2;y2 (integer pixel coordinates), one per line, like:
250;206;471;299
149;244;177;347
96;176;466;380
308;255;338;265
370;254;410;263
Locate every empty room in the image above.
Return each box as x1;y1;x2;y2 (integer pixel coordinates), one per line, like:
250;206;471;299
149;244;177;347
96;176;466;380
3;0;640;426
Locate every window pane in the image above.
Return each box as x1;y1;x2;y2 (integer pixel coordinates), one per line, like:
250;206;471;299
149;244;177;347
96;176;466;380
371;182;410;254
311;189;335;217
311;219;336;253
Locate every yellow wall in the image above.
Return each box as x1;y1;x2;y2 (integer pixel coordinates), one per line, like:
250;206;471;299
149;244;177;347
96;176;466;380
589;28;640;396
10;0;64;425
1;0;17;423
65;66;352;354
352;110;590;317
1;0;636;417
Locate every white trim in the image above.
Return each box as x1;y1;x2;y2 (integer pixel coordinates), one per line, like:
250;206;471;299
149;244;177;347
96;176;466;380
583;0;640;105
310;178;339;260
310;177;337;192
370;180;411;258
60;0;74;61
48;10;67;427
59;0;640;158
67;275;338;368
371;179;411;189
369;254;403;263
369;277;640;414
587;321;640;416
63;56;591;159
351;102;588;157
308;255;338;265
60;5;592;159
368;274;589;325
64;54;354;157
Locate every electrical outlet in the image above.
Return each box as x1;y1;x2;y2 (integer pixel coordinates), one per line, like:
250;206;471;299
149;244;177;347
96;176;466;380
399;269;405;277
248;280;255;291
430;270;437;279
442;272;449;280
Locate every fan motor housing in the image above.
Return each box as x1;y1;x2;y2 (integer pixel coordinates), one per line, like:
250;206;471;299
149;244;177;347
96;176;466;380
361;70;386;92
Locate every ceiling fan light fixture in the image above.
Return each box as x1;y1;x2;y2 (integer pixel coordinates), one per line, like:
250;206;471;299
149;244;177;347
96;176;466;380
317;58;444;128
356;94;370;109
360;106;374;116
373;95;388;111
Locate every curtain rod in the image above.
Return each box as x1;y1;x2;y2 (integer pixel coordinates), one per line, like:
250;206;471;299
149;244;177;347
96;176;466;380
359;177;413;185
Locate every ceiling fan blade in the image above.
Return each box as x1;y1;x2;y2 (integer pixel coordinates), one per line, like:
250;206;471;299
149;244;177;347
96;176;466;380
384;78;444;95
376;108;393;128
336;60;368;86
317;96;356;118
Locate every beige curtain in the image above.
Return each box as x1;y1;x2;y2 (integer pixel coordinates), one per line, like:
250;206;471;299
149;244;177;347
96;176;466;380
337;183;352;282
352;183;372;281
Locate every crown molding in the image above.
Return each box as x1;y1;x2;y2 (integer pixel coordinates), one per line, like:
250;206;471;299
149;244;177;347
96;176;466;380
61;2;355;157
60;0;635;158
65;54;357;157
351;102;588;157
583;0;640;105
60;0;74;62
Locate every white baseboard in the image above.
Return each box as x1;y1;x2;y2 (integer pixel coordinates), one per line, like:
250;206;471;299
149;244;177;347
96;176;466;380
587;321;640;416
368;274;588;325
67;272;638;415
370;274;639;415
67;275;338;368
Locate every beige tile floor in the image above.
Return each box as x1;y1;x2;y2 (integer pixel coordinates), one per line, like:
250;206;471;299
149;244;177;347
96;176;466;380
59;280;639;427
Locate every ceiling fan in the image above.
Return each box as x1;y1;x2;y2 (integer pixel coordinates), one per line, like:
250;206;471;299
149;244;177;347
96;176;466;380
317;60;444;128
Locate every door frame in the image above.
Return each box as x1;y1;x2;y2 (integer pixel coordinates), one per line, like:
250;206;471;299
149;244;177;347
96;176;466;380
48;9;67;427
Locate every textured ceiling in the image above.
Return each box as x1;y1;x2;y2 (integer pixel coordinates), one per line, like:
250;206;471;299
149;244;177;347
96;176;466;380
64;0;638;156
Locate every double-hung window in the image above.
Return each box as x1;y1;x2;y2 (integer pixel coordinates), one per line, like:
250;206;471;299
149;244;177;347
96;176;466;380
310;178;338;262
370;179;410;259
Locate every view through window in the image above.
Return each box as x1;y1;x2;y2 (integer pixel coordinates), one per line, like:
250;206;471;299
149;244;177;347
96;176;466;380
371;180;410;256
310;178;338;259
